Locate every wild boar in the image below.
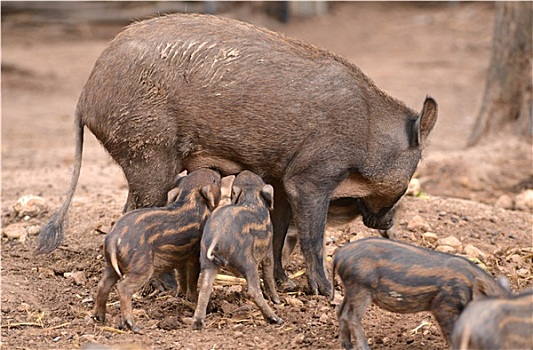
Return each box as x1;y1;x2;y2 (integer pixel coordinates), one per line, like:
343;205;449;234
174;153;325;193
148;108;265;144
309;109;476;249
331;237;510;350
192;171;282;330
37;13;438;297
92;168;221;332
451;289;533;350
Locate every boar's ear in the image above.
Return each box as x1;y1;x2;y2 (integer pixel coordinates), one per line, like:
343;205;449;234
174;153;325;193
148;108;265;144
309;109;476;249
472;277;489;299
261;184;274;211
231;186;242;205
413;96;438;147
496;275;511;293
201;185;218;211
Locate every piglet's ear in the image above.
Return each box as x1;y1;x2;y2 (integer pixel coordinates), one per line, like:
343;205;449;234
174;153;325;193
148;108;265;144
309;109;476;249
261;184;274;211
231;186;242;205
201;185;217;211
167;187;181;205
413;96;438;147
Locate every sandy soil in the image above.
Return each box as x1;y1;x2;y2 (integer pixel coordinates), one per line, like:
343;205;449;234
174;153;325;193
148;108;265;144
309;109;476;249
2;2;532;349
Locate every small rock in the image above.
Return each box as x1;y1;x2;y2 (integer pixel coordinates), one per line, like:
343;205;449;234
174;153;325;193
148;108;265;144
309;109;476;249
13;195;48;218
508;254;523;264
290;333;305;347
514;190;533;211
226;285;242;294
407;215;431;232
65;271;86;286
26;225;41;236
406;178;421;196
79;334;96;343
2;223;28;242
422;232;438;244
435;245;457;254
495;194;514;210
437;236;462;251
463;244;486;260
284;296;304;308
319;312;330;324
516;268;530;278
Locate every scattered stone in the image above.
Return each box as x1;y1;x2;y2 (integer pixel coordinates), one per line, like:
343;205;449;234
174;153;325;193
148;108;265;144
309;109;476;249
406;178;421;196
421;232;438;245
406;215;431;232
516;268;530;278
79;334;97;343
65;271;86;286
514;189;533;211
508;254;523;264
13;195;48;218
290;333;305;347
284;296;304;308
2;223;28;242
495;194;514;210
437;236;462;251
435;245;457;254
319;312;330;324
463;244;486;260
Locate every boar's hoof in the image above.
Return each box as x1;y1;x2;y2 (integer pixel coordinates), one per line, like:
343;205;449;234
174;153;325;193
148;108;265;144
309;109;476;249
276;279;297;292
192;318;205;331
378;228;397;240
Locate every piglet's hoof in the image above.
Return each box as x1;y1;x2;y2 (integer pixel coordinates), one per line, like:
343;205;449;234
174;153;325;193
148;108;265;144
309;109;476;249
121;319;142;334
268;315;284;325
92;313;105;323
276;279;297;292
192;319;205;331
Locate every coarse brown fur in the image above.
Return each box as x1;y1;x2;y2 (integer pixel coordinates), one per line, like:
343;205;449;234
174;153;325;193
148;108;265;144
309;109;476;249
92;169;221;333
37;13;438;297
331;237;510;350
192;171;282;330
451;289;533;350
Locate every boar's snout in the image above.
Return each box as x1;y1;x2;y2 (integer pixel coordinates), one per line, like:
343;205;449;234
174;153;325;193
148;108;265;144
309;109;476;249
357;200;397;230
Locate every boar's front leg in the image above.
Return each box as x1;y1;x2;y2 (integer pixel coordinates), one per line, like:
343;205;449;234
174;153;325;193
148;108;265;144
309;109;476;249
270;180;295;291
284;169;337;296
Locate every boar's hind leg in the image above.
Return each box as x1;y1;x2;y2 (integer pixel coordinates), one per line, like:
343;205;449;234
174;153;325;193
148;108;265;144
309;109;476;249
120;150;180;212
284;176;332;296
270;181;296;291
93;265;120;323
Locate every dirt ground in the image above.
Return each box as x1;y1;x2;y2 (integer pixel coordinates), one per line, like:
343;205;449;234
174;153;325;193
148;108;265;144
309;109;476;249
2;2;532;349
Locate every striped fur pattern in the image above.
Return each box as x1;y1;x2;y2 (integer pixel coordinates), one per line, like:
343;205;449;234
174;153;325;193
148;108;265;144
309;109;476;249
331;237;510;350
451;289;533;350
192;170;282;330
92;168;221;332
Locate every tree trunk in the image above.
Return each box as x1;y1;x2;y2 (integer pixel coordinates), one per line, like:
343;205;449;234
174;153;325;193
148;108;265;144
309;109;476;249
468;2;532;147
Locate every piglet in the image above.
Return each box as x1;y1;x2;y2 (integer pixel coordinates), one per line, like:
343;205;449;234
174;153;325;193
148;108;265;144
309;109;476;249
451;288;533;350
92;168;221;332
331;237;510;350
192;170;283;330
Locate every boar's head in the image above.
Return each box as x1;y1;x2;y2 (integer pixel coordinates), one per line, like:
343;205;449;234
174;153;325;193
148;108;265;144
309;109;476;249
351;96;438;230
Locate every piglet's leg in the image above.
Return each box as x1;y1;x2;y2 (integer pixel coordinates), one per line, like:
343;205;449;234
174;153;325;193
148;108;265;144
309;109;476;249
93;265;120;323
337;298;355;350
245;267;283;325
261;251;280;304
193;268;217;330
116;270;151;334
342;287;371;350
186;260;201;304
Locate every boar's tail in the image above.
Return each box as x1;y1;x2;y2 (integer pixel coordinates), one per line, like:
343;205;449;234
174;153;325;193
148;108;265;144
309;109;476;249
206;234;227;266
35;115;84;254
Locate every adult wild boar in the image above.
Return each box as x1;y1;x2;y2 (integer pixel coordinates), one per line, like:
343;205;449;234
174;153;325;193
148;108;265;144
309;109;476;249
37;14;438;296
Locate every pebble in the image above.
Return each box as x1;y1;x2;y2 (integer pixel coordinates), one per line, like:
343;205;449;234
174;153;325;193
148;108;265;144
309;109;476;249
514;189;533;211
64;271;86;286
463;244;486;260
516;268;530;278
284;296;304;308
2;223;28;242
495;194;514;209
421;232;438;244
435;245;457;254
406;215;431;232
13;195;48;218
437;236;462;251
